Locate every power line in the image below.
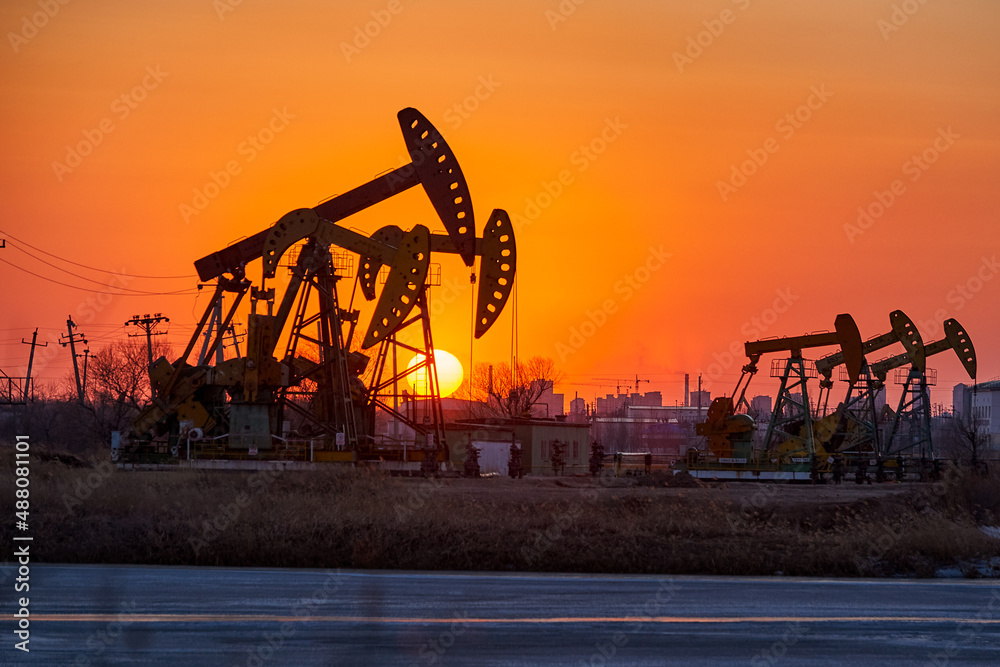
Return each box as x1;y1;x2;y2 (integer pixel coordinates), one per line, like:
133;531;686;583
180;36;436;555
0;229;197;279
0;257;199;296
6;240;193;291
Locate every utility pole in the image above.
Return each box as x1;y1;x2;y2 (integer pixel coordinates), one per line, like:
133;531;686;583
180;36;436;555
59;316;87;403
82;347;90;397
221;322;245;358
21;328;47;402
126;313;169;370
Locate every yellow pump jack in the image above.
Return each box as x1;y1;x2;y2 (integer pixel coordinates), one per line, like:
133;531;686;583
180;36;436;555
691;314;863;480
126;109;515;464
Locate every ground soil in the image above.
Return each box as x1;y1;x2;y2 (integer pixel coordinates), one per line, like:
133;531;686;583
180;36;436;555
5;456;999;577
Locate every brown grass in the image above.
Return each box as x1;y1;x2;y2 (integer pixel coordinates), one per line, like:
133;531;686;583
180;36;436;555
5;451;999;577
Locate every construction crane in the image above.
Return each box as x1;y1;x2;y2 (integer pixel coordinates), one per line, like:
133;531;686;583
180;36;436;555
591;375;650;397
692;313;864;479
126;108;516;466
592;378;631;396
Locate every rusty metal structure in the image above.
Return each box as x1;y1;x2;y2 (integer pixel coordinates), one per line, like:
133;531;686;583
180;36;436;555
812;310;924;457
874;319;977;458
124;108;515;465
693;313;864;479
691;311;979;481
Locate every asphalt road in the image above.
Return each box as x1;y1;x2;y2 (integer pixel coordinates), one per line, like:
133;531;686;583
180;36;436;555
3;564;1000;666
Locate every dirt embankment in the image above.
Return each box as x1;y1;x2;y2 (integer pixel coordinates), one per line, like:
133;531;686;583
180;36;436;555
5;454;1000;577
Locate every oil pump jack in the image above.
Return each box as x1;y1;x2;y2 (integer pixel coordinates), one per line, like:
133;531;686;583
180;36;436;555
869;319;977;459
125;108;516;465
812;310;924;457
692;314;864;480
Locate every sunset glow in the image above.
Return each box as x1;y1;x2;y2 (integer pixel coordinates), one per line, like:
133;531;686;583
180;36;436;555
408;350;464;398
1;0;997;410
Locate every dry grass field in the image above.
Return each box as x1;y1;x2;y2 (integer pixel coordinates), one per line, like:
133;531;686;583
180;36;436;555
5;451;1000;578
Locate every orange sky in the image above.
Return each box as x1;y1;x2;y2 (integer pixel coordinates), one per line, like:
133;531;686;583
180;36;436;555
1;0;997;411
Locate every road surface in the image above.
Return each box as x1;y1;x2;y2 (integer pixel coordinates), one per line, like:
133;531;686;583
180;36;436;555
3;564;1000;665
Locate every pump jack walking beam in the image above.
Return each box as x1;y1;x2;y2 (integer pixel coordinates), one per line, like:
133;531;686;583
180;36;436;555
814;310;924;414
194;108;476;282
697;314;864;461
869;318;976;458
749;314;864;457
727;313;864;410
868;319;976;388
193;108;515;346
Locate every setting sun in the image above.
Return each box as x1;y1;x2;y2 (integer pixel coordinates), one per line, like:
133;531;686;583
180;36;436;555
407;349;464;398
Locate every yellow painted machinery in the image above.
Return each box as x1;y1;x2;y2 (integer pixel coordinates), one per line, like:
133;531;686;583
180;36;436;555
689;312;978;482
871;318;976;459
811;310;924;457
691;313;864;480
125;108;515;464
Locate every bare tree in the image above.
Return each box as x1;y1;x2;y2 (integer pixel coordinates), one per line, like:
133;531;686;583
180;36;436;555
937;414;985;469
3;336;170;455
79;338;172;447
457;356;564;419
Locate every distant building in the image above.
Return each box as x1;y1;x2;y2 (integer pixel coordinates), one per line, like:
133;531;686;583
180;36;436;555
594;391;663;416
688;390;710;410
953;383;973;422
749;395;772;419
874;385;887;414
632;391;662;407
625;405;704;426
971;380;1000;455
530;380;564;418
568;396;588;423
590;404;704;462
783;392;816;416
639;421;688;459
381;397;476;442
447;418;591;475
